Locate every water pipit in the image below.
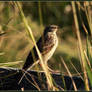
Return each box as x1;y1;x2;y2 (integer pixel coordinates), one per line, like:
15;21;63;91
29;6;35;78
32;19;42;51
22;25;59;71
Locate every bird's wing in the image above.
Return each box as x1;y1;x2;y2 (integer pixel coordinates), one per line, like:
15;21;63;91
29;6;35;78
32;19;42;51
22;37;43;70
22;34;54;70
37;34;54;55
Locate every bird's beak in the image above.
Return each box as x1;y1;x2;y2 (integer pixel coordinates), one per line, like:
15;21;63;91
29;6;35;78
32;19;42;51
56;26;59;30
56;26;59;32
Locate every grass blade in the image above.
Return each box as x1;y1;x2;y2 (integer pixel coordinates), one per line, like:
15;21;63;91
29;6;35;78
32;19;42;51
71;1;89;91
15;2;55;90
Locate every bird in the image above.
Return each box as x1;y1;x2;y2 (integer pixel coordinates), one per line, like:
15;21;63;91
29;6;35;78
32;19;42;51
22;25;59;71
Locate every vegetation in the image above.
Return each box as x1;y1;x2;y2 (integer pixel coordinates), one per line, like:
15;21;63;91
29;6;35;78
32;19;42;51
0;1;92;91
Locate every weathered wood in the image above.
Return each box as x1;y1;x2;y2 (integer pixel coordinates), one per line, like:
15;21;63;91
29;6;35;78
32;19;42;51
0;68;85;90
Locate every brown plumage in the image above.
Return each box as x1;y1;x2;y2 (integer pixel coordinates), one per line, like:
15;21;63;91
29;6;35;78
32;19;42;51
22;25;58;70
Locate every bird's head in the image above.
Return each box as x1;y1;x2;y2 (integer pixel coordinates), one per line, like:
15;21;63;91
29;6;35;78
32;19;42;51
44;25;58;35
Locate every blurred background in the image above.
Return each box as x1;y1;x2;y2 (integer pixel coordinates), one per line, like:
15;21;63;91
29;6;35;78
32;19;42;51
0;2;90;75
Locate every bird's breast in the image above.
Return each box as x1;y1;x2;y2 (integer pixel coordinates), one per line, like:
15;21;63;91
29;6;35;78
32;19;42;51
43;33;58;63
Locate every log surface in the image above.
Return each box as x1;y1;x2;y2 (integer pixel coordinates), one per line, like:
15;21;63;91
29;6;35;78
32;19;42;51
0;68;85;90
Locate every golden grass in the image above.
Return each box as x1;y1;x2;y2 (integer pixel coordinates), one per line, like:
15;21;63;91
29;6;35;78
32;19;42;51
0;2;92;90
72;2;89;90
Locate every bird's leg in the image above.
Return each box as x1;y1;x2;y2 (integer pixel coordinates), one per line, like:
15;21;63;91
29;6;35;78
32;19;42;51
47;65;60;73
39;63;60;73
45;61;60;73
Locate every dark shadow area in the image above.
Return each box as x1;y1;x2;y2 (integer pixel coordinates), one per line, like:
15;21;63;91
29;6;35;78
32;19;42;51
0;68;86;90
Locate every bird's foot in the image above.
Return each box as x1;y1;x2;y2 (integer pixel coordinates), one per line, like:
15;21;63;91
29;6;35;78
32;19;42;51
47;66;60;74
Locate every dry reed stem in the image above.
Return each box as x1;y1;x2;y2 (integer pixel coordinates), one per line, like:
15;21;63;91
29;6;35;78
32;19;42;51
61;57;77;91
84;2;92;36
77;2;88;35
25;74;41;91
84;50;92;71
15;2;55;90
71;2;89;91
70;61;83;80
